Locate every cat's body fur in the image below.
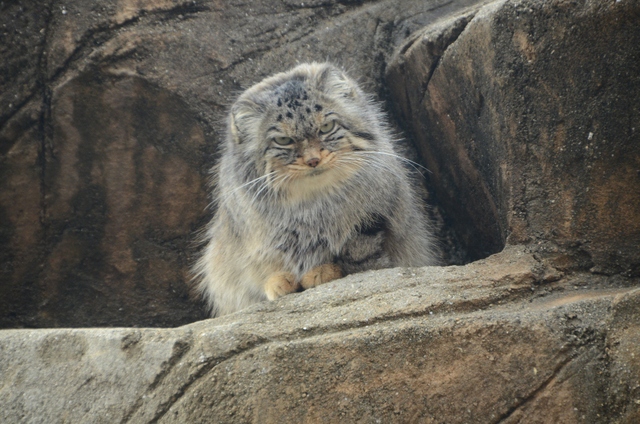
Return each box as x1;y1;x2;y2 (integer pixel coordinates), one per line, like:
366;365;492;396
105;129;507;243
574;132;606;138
194;63;438;316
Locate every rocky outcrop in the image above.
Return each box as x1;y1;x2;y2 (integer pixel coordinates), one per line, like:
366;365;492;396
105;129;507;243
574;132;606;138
1;0;488;328
1;246;639;423
387;0;640;270
1;0;639;422
5;0;635;327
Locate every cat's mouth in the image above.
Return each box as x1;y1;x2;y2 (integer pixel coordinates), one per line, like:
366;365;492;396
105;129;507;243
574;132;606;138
271;149;362;202
287;150;337;177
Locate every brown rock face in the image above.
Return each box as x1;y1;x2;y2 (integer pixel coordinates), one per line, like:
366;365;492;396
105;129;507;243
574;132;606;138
387;0;640;272
42;73;210;326
1;0;488;327
2;70;212;327
1;0;639;321
1;0;640;422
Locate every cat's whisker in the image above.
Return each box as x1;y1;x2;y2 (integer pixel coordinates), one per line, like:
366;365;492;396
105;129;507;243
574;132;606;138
334;154;396;176
280;173;294;187
346;151;422;173
250;173;283;204
348;151;432;174
219;172;275;202
256;171;292;202
334;157;372;172
249;184;269;204
269;173;291;196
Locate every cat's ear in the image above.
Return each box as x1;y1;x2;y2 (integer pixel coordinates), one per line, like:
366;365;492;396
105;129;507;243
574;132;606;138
229;98;261;144
316;65;358;99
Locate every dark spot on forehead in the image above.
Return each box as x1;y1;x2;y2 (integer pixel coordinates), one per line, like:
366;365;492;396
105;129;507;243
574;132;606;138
314;104;323;111
277;98;282;107
276;80;308;105
286;111;293;119
288;99;303;110
277;114;283;122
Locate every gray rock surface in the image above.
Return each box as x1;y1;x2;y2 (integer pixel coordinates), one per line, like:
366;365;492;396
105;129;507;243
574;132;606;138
1;246;639;423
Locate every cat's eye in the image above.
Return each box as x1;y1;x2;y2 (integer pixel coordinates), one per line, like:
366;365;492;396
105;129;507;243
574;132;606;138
319;120;336;134
273;136;294;146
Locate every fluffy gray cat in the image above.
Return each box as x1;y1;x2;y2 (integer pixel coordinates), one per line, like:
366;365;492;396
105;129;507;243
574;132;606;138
194;63;438;316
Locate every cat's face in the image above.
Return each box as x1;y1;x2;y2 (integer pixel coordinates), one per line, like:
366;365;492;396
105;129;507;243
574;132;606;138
229;63;381;201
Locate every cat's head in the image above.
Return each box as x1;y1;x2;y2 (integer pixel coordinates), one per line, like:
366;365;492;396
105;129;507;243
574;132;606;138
226;63;386;201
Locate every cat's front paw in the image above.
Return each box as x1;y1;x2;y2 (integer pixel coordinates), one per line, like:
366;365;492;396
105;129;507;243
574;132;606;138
264;272;300;300
300;263;343;289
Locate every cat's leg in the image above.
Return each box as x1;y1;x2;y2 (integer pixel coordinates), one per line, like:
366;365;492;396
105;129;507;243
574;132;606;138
300;263;342;289
264;272;300;300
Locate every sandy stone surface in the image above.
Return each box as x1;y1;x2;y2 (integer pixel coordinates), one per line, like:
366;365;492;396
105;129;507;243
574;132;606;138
1;246;639;423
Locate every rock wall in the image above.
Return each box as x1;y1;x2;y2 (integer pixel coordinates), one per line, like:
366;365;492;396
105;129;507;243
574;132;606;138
387;0;640;269
1;0;487;328
1;0;640;422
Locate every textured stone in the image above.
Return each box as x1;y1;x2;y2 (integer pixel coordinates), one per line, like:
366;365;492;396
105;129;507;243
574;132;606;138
1;0;487;328
1;0;640;421
1;246;638;423
386;0;640;269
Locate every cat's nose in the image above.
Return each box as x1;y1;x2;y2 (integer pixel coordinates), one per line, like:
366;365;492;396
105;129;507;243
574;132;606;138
303;145;322;167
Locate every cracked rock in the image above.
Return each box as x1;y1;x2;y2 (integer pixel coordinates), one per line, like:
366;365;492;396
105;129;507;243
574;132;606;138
1;247;639;422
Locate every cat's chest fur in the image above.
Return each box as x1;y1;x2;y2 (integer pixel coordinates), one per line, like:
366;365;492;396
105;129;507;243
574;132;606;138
255;186;381;275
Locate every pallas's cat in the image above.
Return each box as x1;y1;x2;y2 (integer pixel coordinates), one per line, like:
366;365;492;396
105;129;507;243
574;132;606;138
194;63;437;316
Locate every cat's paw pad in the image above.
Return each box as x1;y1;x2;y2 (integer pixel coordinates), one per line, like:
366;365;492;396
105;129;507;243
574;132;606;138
300;263;342;289
264;272;299;300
